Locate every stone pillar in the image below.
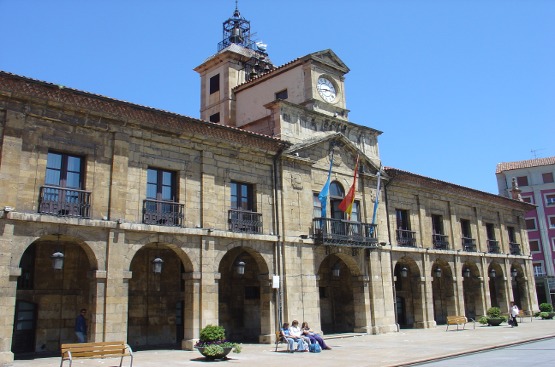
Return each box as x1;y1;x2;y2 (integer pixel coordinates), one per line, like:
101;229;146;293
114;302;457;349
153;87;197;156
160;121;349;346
88;270;107;342
421;254;436;327
108;132;129;221
104;229;130;342
367;249;396;334
182;271;201;350
453;257;465;315
258;274;276;344
0;221;17;365
0;111;24;208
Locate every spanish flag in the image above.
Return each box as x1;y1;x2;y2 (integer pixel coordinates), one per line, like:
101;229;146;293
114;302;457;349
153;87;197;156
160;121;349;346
339;155;359;220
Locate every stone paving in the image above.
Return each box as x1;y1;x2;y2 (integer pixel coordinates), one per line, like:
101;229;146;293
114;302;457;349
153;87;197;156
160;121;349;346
8;319;555;367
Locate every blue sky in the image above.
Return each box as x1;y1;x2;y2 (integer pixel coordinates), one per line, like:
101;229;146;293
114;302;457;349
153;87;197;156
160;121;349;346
1;0;554;194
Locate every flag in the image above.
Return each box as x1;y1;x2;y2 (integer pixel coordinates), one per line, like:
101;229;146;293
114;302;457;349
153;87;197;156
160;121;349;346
318;152;334;218
339;155;359;220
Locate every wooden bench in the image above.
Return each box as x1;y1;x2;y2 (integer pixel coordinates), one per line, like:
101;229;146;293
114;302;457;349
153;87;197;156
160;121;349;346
60;341;133;367
446;315;467;331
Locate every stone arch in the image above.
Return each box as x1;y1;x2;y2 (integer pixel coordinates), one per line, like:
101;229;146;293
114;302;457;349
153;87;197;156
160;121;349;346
217;245;272;343
317;252;365;334
510;262;528;311
393;256;423;328
461;261;485;319
487;262;506;310
12;233;96;355
127;240;195;350
431;259;455;325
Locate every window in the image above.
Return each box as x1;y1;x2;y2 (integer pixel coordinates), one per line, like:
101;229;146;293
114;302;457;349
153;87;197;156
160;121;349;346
507;226;517;243
460;219;472;238
144;168;181;225
46;151;84;189
209;74;220;94
209;112;220;123
529;240;540;252
522;196;533;204
313;193;322;218
432;215;444;235
525;218;537;230
231;181;254;211
485;223;496;240
330;181;345;220
533;263;544;277
147;168;176;202
545;194;555;206
396;209;411;230
516;176;529;187
275;89;288;100
39;151;89;217
549;216;555;229
543;172;554;184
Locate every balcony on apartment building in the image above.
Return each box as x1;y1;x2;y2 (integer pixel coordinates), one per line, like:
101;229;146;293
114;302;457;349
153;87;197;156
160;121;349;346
432;234;449;250
311;218;378;247
228;209;263;234
397;229;417;247
487;240;500;254
38;186;91;218
509;242;522;255
462;237;477;252
143;199;184;227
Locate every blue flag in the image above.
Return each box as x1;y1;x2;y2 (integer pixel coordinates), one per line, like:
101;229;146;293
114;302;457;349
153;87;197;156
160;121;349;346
318;153;334;218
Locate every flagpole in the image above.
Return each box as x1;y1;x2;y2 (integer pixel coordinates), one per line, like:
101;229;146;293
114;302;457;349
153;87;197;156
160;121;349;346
370;166;382;234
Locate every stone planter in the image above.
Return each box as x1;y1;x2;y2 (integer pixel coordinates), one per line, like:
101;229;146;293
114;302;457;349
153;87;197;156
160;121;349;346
487;317;504;326
196;346;233;360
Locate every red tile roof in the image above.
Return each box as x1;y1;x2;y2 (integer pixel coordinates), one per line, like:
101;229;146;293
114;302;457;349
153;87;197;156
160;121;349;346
496;156;555;174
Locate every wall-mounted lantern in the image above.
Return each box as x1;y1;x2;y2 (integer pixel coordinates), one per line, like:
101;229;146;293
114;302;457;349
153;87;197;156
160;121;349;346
400;267;408;278
489;269;497;278
434;267;442;278
152;257;164;274
235;260;246;275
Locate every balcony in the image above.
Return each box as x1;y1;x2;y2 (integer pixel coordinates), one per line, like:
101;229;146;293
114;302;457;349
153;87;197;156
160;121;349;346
312;218;378;247
432;234;449;250
487;240;500;254
143;199;184;227
228;209;263;234
509;242;521;255
462;237;477;252
397;229;416;247
38;186;91;218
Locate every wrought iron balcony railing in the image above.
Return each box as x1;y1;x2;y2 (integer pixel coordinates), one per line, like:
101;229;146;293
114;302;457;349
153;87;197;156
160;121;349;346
38;186;91;218
487;240;500;254
228;209;263;234
509;242;521;255
462;237;477;252
143;199;184;227
397;229;416;247
432;234;449;250
312;218;378;247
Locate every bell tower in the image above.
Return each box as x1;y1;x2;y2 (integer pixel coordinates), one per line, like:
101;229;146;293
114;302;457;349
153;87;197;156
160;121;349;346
194;1;273;126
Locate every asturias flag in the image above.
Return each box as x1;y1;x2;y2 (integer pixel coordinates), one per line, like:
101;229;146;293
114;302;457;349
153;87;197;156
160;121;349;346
318;152;334;218
339;155;359;220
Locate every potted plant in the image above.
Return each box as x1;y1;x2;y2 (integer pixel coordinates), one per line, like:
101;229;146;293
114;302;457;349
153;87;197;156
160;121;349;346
194;325;241;360
478;307;507;326
539;303;555;320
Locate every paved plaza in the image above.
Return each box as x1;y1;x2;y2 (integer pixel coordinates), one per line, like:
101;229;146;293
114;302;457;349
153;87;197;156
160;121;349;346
8;319;555;367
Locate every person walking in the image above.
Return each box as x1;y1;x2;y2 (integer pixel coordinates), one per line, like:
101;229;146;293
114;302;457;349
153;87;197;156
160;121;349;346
510;302;519;327
75;308;88;342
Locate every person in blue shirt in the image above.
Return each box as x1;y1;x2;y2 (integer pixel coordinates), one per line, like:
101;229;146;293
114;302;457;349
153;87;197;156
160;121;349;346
74;309;87;343
280;322;307;352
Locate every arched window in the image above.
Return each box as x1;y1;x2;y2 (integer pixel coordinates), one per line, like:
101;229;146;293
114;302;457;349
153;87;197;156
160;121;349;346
330;182;345;220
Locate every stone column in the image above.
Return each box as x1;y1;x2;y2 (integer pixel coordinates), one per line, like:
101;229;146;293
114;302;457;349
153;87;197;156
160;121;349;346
182;271;201;350
88;270;107;342
367;249;396;333
0;111;24;207
0;221;17;365
421;253;436;327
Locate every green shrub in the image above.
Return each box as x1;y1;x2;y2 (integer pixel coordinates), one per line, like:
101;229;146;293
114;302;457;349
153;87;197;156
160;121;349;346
199;324;226;342
478;316;488;324
539;303;553;313
486;307;502;318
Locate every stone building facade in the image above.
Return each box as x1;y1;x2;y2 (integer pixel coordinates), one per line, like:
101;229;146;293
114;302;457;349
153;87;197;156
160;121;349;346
0;6;537;365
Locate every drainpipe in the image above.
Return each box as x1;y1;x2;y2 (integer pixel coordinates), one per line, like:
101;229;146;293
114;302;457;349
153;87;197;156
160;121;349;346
272;145;285;330
383;176;399;331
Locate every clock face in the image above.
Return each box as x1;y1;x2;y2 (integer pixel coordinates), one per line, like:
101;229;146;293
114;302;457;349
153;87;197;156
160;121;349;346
317;77;336;103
